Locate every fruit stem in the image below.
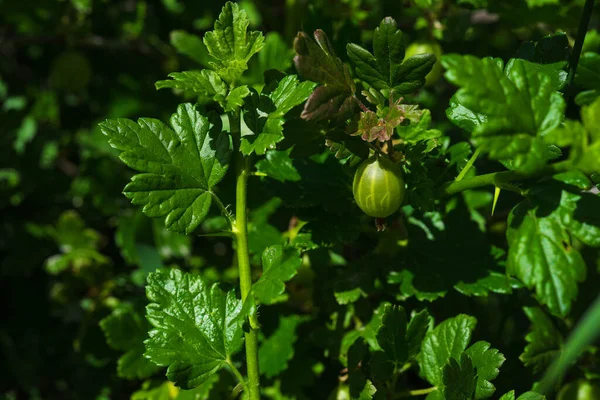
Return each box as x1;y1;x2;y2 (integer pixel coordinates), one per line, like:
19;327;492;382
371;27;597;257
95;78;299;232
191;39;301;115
367;142;386;157
228;111;261;400
387;137;395;158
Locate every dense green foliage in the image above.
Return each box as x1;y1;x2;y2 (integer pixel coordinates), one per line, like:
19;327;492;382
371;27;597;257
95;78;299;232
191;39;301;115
2;0;600;399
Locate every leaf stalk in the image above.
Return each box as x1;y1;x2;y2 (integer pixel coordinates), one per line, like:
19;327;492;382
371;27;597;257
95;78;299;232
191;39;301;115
209;190;234;228
227;360;248;391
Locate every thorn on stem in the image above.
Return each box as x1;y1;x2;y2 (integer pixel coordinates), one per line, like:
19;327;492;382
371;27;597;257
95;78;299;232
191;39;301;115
491;186;501;216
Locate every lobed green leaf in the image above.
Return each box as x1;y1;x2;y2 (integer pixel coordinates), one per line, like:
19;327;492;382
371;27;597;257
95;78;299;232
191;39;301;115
507;178;600;316
347;17;435;93
376;304;408;365
242;75;316;155
375;305;431;367
203;2;264;83
144;268;244;389
442;353;477;400
465;341;505;398
442;55;565;173
100;104;231;234
252;245;302;304
419;314;477;386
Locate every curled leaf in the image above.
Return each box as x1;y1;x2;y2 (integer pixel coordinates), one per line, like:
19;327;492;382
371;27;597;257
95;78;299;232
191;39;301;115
294;30;358;121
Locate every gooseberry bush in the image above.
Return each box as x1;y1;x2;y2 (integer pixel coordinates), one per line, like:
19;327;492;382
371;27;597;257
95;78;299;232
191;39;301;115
96;1;600;399
3;0;600;399
94;1;600;398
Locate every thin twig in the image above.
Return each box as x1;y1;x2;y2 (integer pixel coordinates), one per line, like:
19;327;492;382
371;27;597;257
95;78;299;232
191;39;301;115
441;160;572;197
566;0;596;98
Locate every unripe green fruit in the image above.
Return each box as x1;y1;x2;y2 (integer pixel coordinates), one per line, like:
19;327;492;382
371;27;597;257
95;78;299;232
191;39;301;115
558;380;600;400
353;156;405;218
404;40;443;87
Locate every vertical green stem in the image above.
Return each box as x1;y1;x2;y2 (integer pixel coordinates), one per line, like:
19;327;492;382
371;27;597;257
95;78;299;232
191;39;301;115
229;111;261;400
